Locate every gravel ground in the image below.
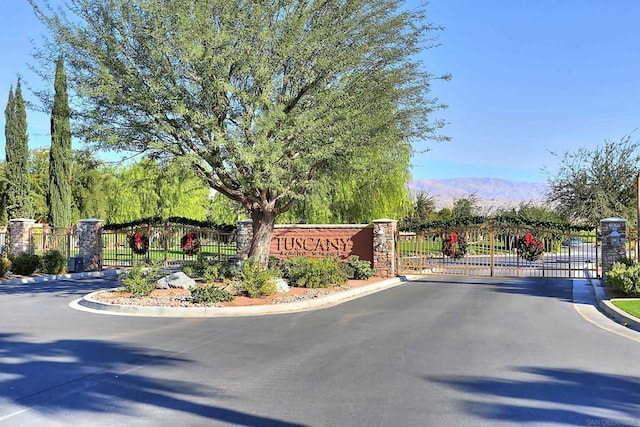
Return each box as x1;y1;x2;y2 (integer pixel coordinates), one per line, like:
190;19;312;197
92;282;363;308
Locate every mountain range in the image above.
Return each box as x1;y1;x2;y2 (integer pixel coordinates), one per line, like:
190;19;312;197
409;177;549;212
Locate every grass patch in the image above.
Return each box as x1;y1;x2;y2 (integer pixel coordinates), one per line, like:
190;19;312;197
612;299;640;319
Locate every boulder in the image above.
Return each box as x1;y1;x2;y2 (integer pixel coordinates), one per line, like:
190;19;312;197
157;271;196;290
274;278;290;293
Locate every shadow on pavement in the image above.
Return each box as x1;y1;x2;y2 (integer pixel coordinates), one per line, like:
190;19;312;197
426;366;640;425
411;276;574;302
0;332;304;426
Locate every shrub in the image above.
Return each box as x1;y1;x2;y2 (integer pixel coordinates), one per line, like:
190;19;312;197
119;262;162;297
190;285;235;304
237;258;278;298
607;261;640;297
341;256;375;280
0;255;11;276
202;265;220;283
41;250;67;274
615;256;636;268
181;256;236;282
286;257;348;288
9;253;41;276
181;265;194;277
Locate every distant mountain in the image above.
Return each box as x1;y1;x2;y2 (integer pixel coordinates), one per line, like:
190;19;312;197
409;178;549;212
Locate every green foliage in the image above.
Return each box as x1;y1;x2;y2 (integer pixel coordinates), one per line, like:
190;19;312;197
285;257;348;289
340;256;375;280
41;250;66;274
5;80;33;219
105;158;211;224
190;285;235;304
9;253;41;276
31;0;448;264
452;195;479;218
606;260;640;297
119;262;162;297
237;258;278;298
181;255;236;282
0;255;11;276
70;149;113;222
48;55;73;228
399;214;594;233
547;135;640;225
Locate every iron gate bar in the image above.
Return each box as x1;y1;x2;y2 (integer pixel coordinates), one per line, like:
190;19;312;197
396;221;599;279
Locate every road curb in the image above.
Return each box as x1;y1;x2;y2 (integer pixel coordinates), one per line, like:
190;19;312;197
588;277;640;332
72;276;411;317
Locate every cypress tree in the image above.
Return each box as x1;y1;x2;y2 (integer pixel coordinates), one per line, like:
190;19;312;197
4;79;33;220
48;55;73;228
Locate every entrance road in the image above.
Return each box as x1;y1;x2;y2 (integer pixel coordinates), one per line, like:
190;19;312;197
0;275;639;426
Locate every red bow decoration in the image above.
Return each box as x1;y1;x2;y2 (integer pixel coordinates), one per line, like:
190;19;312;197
134;233;144;250
450;232;458;256
525;233;534;246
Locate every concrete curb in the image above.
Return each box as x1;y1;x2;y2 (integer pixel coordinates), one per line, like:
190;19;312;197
0;269;118;285
589;277;640;332
72;276;412;318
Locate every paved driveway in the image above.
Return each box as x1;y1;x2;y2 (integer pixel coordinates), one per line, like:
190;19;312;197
0;275;639;426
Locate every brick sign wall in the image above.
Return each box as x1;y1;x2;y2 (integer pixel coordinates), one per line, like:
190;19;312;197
270;225;374;262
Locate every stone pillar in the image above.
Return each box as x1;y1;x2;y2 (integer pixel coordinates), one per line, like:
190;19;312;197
8;219;36;256
236;219;253;260
77;219;104;271
601;217;627;283
373;219;397;278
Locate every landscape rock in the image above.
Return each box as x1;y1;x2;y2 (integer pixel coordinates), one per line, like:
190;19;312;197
275;278;290;293
157;271;196;290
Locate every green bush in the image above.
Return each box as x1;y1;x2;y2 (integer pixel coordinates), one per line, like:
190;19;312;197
41;250;67;274
9;253;41;276
606;261;640;296
119;262;162;297
181;256;236;282
286;257;348;288
238;258;278;298
190;285;235;304
615;256;636;268
340;256;375;280
0;255;11;276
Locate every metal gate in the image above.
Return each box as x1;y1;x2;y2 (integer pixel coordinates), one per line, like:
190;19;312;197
101;222;236;268
397;221;599;278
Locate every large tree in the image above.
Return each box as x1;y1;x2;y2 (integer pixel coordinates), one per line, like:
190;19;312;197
546;135;640;224
30;0;447;264
4;80;33;220
48;55;73;228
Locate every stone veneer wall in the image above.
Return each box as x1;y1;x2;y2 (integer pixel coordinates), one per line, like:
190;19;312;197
372;219;397;278
600;217;627;283
77;219;103;271
8;219;36;255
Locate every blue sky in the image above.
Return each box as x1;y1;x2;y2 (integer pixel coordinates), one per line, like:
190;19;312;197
1;1;639;183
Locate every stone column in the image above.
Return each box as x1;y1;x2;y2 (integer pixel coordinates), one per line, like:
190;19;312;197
77;219;104;272
372;219;397;278
8;219;36;256
236;219;253;261
601;217;627;283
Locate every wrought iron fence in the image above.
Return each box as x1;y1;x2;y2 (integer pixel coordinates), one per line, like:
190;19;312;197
29;225;78;259
397;222;599;278
102;222;236;268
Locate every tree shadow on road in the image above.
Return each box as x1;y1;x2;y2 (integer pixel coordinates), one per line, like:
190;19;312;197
411;276;574;302
426;366;640;425
0;332;304;426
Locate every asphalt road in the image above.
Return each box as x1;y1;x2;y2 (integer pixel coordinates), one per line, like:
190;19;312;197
1;275;639;426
